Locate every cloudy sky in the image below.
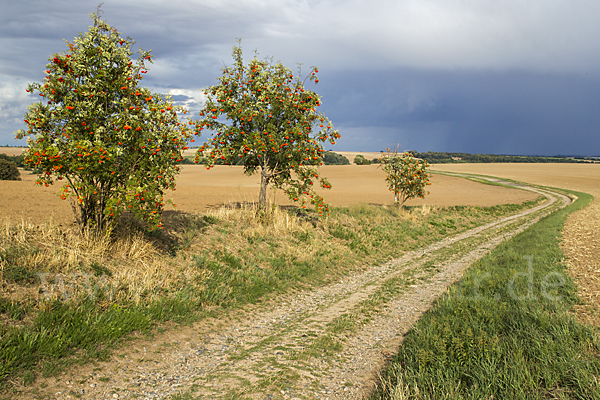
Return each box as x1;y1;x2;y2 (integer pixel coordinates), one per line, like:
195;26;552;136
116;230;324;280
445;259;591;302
1;0;599;155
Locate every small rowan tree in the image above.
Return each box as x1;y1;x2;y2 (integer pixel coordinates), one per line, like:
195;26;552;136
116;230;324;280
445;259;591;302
195;44;340;214
16;9;191;233
380;147;431;207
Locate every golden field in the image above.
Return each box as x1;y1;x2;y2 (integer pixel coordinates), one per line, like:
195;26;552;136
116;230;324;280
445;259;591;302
0;147;25;157
2;144;598;227
0;163;542;226
430;163;600;196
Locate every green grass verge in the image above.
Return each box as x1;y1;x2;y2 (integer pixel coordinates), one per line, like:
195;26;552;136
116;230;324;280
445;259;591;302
0;292;200;389
0;199;543;392
370;190;600;400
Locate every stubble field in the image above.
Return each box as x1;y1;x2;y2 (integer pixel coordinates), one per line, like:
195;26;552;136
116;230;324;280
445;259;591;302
1;162;542;226
430;162;600;194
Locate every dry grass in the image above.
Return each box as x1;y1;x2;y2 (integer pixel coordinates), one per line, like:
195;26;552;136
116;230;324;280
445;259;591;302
1;218;112;273
0;202;328;314
200;202;430;270
0;199;441;317
0;217;204;307
206;202;311;237
197;202;352;275
373;369;418;400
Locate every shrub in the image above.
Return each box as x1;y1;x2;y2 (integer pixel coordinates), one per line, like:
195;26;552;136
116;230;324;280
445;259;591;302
0;159;20;180
354;154;371;165
323;151;350;165
176;157;195;165
0;153;25;168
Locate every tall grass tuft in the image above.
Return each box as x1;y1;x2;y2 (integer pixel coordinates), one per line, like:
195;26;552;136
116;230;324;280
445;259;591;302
206;201;311;237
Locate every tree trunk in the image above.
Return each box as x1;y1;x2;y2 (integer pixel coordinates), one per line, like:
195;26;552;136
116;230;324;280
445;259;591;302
259;170;269;208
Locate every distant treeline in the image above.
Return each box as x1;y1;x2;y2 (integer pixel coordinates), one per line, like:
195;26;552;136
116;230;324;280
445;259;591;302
4;150;595;169
177;151;352;166
323;152;350;165
405;151;596;164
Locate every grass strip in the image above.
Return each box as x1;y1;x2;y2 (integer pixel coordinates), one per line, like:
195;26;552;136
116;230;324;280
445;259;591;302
0;290;200;389
371;190;600;400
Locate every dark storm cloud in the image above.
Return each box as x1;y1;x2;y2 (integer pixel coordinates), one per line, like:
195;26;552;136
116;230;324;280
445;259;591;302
318;69;600;155
0;0;93;78
2;0;600;156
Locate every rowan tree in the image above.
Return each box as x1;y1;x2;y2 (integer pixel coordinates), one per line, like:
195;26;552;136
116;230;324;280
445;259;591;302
194;44;340;214
16;9;191;233
380;147;431;207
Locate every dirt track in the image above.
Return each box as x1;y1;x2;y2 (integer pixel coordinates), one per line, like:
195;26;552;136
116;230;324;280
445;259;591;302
12;178;570;399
